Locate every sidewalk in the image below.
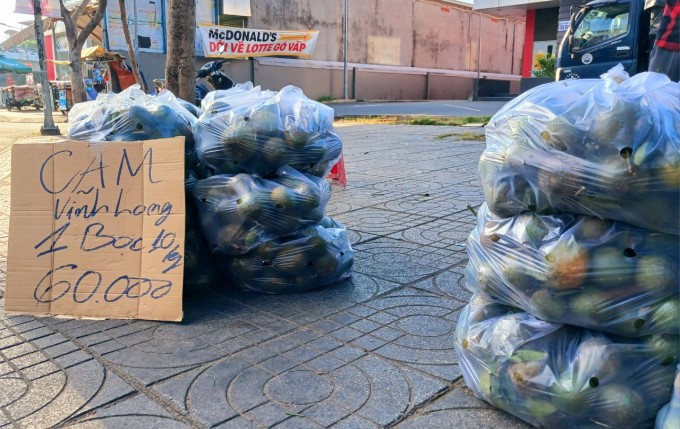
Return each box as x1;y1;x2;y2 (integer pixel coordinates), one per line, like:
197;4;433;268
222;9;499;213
0;121;531;429
0;109;69;124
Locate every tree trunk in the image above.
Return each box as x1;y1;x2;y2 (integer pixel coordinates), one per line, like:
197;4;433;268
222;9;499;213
118;0;144;90
165;0;196;103
69;49;87;103
59;0;108;104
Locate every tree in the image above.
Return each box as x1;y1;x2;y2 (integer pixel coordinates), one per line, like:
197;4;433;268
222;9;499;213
59;0;107;103
533;52;556;78
165;0;196;102
18;39;39;50
117;0;144;89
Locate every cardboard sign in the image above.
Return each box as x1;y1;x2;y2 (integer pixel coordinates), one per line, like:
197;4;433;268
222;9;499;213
5;138;185;322
199;25;319;59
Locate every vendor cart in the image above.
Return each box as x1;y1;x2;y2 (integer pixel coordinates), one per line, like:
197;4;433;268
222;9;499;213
1;85;43;111
49;47;124;105
49;81;73;114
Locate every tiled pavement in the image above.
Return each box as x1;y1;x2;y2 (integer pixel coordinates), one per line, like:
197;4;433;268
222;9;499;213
0;122;532;428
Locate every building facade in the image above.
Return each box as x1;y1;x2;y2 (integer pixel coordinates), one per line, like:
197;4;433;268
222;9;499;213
106;0;526;100
2;0;527;100
474;0;591;82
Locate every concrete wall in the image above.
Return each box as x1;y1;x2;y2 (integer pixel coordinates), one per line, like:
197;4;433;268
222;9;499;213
251;62;346;99
112;51;521;101
250;0;525;74
478;14;525;74
249;0;524;73
107;0;526;100
355;71;426;100
250;0;345;62
252;0;525;98
413;4;471;70
428;75;475;99
247;60;521;100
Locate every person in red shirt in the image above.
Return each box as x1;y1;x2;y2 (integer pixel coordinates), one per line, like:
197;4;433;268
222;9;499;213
648;0;680;81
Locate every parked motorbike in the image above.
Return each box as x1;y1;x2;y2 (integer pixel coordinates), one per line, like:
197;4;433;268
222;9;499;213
195;58;234;106
153;57;234;107
152;78;166;94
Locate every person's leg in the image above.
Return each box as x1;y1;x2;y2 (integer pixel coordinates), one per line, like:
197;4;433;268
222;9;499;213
649;46;680;82
668;51;680;82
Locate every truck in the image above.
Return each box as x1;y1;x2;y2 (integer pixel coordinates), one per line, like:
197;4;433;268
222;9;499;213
556;0;662;80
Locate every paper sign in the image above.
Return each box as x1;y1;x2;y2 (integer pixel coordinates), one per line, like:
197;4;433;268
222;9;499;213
199;25;319;59
105;0;166;53
5;138;185;322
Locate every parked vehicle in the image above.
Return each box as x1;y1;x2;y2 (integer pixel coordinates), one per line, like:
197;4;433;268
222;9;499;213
1;85;43;110
152;78;166;94
153;56;234;106
556;0;660;80
49;81;73;115
194;58;234;105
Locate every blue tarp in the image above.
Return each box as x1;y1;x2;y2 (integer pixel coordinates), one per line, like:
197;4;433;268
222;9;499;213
0;55;32;74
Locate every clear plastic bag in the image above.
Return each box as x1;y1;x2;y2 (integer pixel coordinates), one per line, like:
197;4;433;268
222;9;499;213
199;82;264;115
67;85;209;180
455;294;678;429
656;365;680;429
480;69;680;234
183;224;220;295
192;166;331;255
216;217;354;294
194;84;342;177
183;172;220;295
68;84;197;142
465;203;679;337
178;97;202;118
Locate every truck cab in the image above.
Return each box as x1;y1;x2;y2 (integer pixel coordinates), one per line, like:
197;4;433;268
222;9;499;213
556;0;652;80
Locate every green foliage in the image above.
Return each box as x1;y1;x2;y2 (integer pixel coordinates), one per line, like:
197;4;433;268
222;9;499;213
411;118;437;125
17;40;38;50
435;132;486;141
335;115;491;127
533;52;556;78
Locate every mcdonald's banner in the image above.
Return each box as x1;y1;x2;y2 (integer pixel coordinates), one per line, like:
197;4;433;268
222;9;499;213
198;25;318;59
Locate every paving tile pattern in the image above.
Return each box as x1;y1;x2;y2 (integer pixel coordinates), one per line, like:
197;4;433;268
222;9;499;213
0;123;532;428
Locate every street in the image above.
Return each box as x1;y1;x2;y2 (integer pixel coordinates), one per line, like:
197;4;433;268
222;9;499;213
328;100;509;118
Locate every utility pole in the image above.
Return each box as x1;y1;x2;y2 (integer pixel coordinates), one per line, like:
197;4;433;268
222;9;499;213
474;11;482;100
133;0;139;70
343;0;348;100
32;0;60;135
